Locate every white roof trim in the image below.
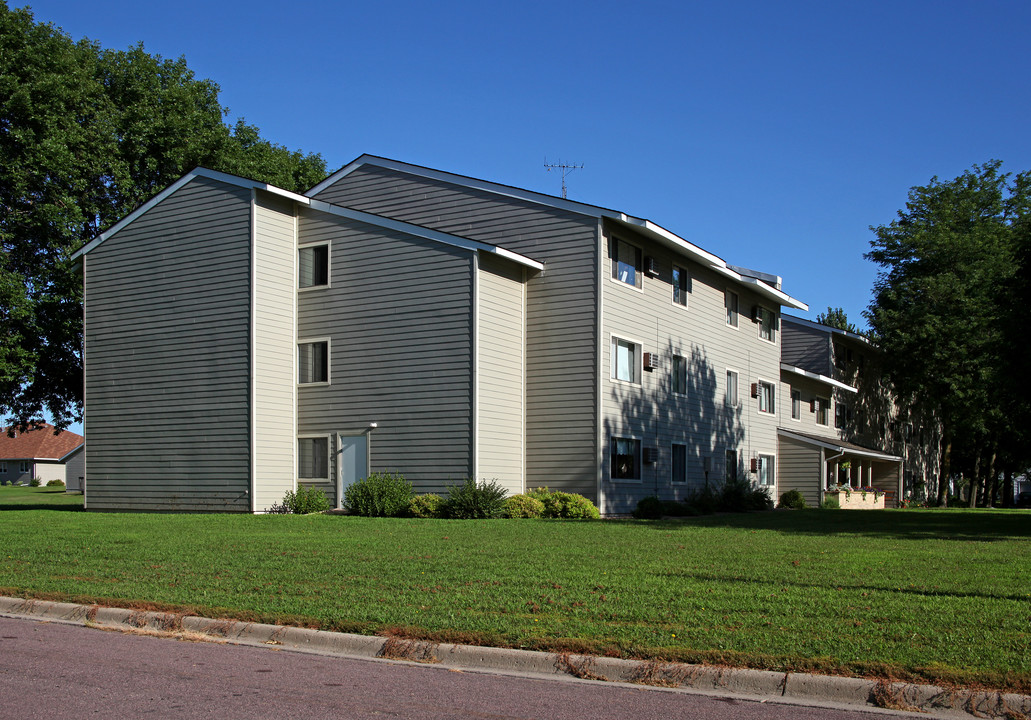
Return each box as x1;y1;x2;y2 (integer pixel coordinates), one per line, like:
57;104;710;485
71;168;311;260
778;428;902;462
306;199;544;272
310;155;807;309
781;363;857;393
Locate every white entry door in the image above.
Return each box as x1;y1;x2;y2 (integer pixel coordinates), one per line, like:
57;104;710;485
336;434;368;508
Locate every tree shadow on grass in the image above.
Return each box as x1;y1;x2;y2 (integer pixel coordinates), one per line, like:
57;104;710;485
612;508;1031;541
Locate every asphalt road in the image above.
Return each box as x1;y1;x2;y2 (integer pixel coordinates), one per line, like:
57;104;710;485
0;616;898;719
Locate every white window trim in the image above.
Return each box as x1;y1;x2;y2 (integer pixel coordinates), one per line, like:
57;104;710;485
609;333;643;386
816;395;830;426
725;290;739;329
609;435;643;483
297;337;332;386
756;377;776;416
725;368;739;407
757;453;776;487
757;305;777;345
298;241;331;292
671;442;687;484
671;354;688;397
609;236;644;293
671;264;689;309
790;387;802;422
297;434;332;481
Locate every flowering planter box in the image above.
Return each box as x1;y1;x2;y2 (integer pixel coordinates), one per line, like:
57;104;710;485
825;490;884;509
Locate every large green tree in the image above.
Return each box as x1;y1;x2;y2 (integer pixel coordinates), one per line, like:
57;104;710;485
865;161;1030;505
0;2;326;430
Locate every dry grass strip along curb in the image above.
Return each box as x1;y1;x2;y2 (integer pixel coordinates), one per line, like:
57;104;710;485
1;596;1027;719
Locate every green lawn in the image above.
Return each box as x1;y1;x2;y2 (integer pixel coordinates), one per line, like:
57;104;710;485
1;486;1028;691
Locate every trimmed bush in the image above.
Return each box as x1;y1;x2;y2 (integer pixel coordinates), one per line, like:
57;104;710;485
503;493;545;518
534;490;600;519
46;479;65;487
443;478;508;519
778;489;807;509
345;472;413;517
282;485;331;514
820;497;841;510
409;493;444;519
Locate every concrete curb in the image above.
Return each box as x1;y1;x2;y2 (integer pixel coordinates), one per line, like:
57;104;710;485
1;596;1027;719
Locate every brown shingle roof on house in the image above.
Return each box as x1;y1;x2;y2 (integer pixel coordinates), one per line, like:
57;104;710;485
0;424;84;461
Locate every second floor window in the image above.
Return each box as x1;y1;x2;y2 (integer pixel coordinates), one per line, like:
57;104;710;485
299;244;329;288
611;337;639;384
758;380;775;414
299;341;329;384
672;355;687;395
726;370;738;406
612;238;642;288
758;307;777;343
816;397;830;426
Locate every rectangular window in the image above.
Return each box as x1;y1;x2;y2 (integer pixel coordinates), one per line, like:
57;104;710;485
725;449;738;483
611;437;641;481
725;290;739;327
672;355;687;395
816;397;830;426
298;437;329;479
19;460;30;473
611;238;642;288
791;388;801;420
758;380;775;414
672;265;688;306
298;340;329;384
758;306;777;343
0;462;6;473
671;443;687;483
725;369;738;406
835;401;848;429
611;337;639;384
757;454;775;487
299;244;329;288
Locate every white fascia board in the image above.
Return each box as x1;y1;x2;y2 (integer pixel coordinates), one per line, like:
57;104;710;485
782;314;873;345
307;155;609;218
307;199;544;272
777;428;902;461
71;168;310;260
780;363;857;393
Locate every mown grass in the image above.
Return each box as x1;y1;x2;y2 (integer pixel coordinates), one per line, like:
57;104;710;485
1;486;1028;691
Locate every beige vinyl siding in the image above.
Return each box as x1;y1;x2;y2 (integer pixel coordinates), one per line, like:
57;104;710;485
84;177;252;512
253;192;297;511
312;165;598;498
296;208;476;496
476;252;525;493
600;220;782;513
777;434;823;508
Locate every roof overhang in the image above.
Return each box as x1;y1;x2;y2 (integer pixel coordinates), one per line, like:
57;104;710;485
778;428;902;462
782;314;873;346
780;363;857;393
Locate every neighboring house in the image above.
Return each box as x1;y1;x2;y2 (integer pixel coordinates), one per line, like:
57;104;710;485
0;424;84;487
776;316;941;507
74;156;820;514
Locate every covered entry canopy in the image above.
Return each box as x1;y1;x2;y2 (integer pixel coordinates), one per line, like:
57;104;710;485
777;428;903;508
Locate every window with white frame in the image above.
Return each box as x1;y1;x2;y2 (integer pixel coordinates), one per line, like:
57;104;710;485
671;443;687;483
725;369;738;407
298;243;329;289
725;449;738;483
757;306;777;343
725;290;739;327
611;238;642;288
672;265;688;307
816;397;830;426
611;337;639;384
611;437;641;481
791;388;802;420
672;355;687;395
298;437;329;479
757;380;775;414
757;454;775;486
298;340;329;384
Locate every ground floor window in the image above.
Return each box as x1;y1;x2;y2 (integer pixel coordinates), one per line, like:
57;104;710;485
298;437;329;479
757;454;775;487
611;437;641;481
19;461;29;474
725;449;737;483
671;443;687;483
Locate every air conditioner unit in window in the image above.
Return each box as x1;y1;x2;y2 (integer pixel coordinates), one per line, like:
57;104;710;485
751;382;759;398
643;447;658;464
750;458;758;473
644;256;659;278
643;352;659;371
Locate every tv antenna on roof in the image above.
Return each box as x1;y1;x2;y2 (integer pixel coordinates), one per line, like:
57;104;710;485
544;158;583;199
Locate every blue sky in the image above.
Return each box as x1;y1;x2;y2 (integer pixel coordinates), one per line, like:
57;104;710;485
25;0;1031;328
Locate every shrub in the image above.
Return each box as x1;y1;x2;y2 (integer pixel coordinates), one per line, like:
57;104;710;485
46;479;65;488
634;495;664;519
503;493;545;518
820;497;841;510
409;493;444;519
535;490;600;519
345;472;413;517
29;476;41;487
443;478;508;519
282;485;331;514
265;500;291;514
778;489;807;509
684;486;719;515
